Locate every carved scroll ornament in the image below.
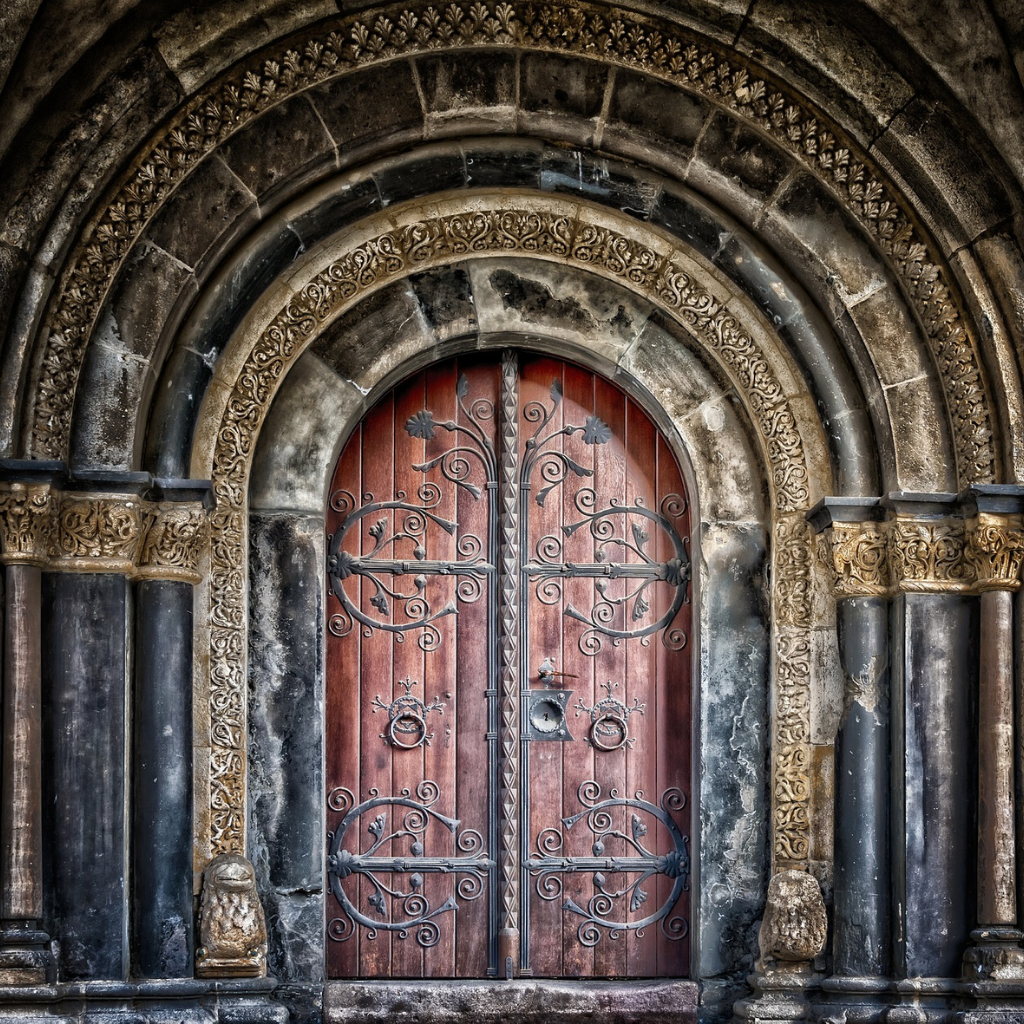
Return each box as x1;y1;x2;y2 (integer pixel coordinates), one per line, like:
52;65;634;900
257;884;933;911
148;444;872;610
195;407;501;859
27;1;996;489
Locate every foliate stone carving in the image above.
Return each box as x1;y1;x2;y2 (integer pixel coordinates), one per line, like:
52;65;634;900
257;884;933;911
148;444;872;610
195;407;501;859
758;869;828;965
53;495;144;571
887;518;970;593
195;854;267;978
0;484;55;564
967;514;1024;592
200;196;818;858
28;1;996;489
137;504;208;583
819;521;891;598
772;514;813;866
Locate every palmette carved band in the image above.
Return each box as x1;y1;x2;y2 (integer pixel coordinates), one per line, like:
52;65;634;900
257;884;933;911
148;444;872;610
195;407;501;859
0;487;209;579
818;515;1024;596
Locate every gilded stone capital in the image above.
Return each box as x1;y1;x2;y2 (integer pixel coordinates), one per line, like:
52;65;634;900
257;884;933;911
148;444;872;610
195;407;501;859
818;521;891;598
137;504;208;583
966;513;1024;593
887;517;971;594
0;483;56;565
52;494;145;573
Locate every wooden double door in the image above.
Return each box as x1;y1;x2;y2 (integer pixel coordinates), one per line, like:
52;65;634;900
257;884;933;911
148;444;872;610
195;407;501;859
325;351;692;979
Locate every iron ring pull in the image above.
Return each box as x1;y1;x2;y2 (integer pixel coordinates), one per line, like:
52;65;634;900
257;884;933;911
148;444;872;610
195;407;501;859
388;711;427;749
589;712;629;752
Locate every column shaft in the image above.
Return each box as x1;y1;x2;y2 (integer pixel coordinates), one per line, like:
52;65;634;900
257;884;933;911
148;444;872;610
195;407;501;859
44;572;129;980
891;592;975;978
133;580;194;977
1;564;43;921
833;596;890;977
978;588;1016;925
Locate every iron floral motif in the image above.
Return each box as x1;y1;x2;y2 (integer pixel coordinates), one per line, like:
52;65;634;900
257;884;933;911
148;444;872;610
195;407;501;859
327;373;495;652
574;681;645;751
326;782;492;949
528;780;689;947
371;676;446;749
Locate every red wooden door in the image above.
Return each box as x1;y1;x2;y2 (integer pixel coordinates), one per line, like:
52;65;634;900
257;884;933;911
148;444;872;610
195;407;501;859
325;352;691;980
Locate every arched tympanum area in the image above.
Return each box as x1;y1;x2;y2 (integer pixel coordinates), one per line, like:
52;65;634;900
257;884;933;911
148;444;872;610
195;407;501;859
1;5;1024;1023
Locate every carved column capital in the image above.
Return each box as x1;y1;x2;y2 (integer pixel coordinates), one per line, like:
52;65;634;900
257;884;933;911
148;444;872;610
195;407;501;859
966;513;1024;593
887;517;971;594
136;504;208;583
0;483;56;566
818;520;891;598
51;493;146;573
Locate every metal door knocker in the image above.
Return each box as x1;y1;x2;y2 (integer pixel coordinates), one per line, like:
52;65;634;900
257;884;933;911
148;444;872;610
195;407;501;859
575;680;645;751
372;677;445;749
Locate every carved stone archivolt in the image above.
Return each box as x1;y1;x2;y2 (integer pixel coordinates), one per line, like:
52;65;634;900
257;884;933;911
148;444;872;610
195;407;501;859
818;514;1024;596
0;490;209;579
25;0;996;490
194;194;824;859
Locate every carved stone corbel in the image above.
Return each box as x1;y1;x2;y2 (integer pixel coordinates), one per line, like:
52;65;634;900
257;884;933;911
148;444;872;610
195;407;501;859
887;517;970;594
817;520;891;599
0;483;56;566
136;504;208;584
51;494;146;573
966;513;1024;593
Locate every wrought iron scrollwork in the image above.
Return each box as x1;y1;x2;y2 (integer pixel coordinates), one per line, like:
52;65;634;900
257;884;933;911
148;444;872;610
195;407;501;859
327;374;497;650
522;378;612;507
372;677;446;749
528;781;689;947
574;681;645;751
326;782;493;949
525;486;691;655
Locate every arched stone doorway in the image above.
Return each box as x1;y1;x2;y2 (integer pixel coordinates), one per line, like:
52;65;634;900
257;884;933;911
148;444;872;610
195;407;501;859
323;350;693;980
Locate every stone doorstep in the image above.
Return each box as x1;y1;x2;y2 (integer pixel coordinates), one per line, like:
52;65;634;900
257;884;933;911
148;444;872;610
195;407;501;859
325;979;699;1023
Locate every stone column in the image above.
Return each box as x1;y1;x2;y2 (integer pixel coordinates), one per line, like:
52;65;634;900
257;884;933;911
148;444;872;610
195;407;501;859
132;481;209;978
885;495;974;985
0;462;61;984
810;499;891;1013
960;487;1024;987
43;473;149;980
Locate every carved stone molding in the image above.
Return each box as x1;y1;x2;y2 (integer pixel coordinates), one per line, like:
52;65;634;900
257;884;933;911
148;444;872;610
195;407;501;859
137;504;208;583
25;0;996;488
887;518;971;594
758;869;828;965
967;514;1024;593
818;521;891;598
0;483;55;565
51;494;146;573
198;195;820;857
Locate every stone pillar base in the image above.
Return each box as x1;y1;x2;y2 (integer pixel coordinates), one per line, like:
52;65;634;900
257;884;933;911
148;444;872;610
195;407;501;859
732;967;823;1023
963;927;1024;982
0;925;51;985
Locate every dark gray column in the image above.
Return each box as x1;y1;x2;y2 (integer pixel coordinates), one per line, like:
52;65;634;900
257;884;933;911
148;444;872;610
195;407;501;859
130;481;208;980
133;580;194;977
810;501;892;1018
833;595;890;977
43;571;131;980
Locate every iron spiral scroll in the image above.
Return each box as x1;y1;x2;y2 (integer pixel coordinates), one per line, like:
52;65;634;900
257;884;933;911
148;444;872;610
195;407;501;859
528;781;690;948
326;782;493;949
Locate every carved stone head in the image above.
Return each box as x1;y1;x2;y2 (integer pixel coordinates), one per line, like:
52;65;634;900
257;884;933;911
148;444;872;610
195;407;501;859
195;854;268;978
758;869;827;966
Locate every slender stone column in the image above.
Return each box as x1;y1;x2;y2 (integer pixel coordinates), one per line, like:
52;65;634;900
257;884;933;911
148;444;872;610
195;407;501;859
960;487;1024;985
0;464;60;984
885;494;974;983
44;472;149;980
132;482;209;978
810;498;891;1011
